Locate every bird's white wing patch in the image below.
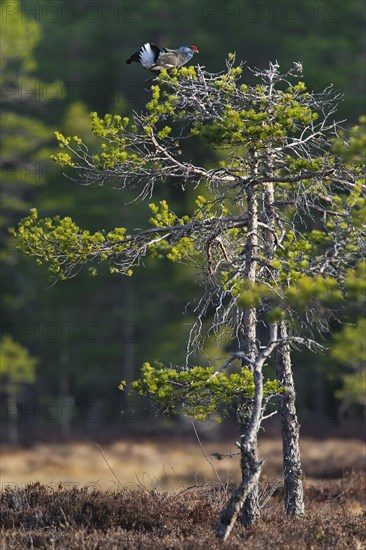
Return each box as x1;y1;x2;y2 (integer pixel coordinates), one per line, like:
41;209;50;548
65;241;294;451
139;43;156;69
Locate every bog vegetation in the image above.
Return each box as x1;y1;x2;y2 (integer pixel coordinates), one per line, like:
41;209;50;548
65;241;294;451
1;472;365;549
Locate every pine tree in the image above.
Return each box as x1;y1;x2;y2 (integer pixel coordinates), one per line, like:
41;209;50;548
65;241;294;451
12;57;366;538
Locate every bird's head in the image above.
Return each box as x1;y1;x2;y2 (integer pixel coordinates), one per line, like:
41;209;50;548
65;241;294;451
191;45;199;54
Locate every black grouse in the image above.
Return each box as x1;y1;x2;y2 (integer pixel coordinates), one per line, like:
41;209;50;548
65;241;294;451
126;43;199;72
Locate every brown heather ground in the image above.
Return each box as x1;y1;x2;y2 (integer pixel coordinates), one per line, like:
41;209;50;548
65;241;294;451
0;435;365;549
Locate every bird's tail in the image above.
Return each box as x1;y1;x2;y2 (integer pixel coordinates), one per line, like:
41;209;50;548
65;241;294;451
126;44;161;67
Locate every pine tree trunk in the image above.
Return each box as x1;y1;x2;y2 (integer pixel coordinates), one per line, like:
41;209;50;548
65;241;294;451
261;142;304;516
217;448;262;540
6;389;19;444
239;311;260;527
217;367;264;540
237;388;260;527
276;320;305;516
240;418;260;526
240;156;260;527
237;314;260;527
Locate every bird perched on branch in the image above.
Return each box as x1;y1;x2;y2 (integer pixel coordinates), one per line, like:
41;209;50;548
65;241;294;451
126;43;199;73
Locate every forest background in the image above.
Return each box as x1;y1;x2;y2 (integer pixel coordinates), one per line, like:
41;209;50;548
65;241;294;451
1;0;365;444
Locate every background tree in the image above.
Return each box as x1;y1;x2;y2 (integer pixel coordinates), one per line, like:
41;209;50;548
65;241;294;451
1;1;56;441
13;57;366;537
0;335;37;443
331;319;366;419
0;0;63;231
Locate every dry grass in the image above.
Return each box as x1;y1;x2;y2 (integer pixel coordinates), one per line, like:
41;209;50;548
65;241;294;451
1;436;365;491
